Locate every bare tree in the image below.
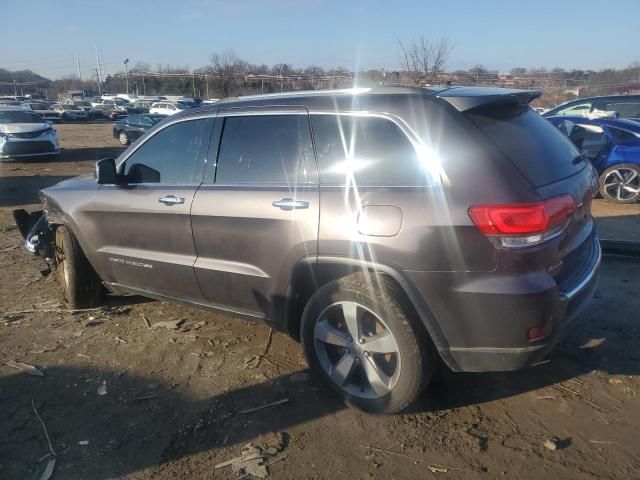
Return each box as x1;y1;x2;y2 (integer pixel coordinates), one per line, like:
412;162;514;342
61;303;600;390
397;36;453;85
209;50;247;97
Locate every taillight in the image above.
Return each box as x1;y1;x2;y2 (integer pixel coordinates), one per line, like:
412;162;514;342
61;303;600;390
469;195;576;248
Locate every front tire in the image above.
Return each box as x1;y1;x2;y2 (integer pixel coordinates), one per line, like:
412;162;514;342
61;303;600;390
118;130;130;145
54;226;103;308
301;273;434;414
599;164;640;203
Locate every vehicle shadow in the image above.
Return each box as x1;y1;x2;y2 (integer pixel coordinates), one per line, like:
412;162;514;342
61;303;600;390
0;175;73;207
1;258;637;478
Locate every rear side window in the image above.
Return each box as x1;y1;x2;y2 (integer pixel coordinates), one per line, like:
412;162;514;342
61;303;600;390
215;115;315;184
603;102;640;119
311;114;431;186
466;104;584;186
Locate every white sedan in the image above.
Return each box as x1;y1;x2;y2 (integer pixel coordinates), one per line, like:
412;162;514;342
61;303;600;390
149;102;188;116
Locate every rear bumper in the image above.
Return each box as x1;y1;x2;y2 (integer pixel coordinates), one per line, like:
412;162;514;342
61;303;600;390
407;235;601;372
447;242;600;371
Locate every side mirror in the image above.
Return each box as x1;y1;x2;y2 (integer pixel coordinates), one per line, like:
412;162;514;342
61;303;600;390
95;158;118;184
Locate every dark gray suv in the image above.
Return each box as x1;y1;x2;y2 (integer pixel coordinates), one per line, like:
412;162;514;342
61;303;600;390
17;86;601;413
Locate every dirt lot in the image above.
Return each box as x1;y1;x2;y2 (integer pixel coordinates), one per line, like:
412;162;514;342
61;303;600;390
1;122;639;479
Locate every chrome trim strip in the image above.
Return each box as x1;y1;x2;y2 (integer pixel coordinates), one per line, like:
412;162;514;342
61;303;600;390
558;238;602;300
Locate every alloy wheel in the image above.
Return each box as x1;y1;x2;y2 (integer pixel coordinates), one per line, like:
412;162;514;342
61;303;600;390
313;301;401;399
603;167;640;202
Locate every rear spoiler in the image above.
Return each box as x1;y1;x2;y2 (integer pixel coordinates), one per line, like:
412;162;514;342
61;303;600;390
435;87;542;112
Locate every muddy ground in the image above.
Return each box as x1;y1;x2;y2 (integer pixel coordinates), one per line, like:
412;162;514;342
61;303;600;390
0;122;639;480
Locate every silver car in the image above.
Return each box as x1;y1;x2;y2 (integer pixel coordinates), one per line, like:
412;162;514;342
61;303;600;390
51;103;89;121
0;106;60;159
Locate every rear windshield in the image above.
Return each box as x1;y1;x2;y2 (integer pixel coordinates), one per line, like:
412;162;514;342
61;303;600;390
466;104;584;187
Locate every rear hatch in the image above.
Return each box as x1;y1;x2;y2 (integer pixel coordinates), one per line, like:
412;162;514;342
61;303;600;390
440;88;599;292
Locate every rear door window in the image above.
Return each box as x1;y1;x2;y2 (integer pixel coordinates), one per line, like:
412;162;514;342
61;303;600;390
311;114;433;186
466;104;584;186
215;114;315;184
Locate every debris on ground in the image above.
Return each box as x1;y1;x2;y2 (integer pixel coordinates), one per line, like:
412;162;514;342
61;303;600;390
543;437;571;451
78;440;89;446
6;361;44;376
359;445;454;473
97;380;108;396
215;434;287;478
151;319;185;330
38;458;56;480
239;397;290;414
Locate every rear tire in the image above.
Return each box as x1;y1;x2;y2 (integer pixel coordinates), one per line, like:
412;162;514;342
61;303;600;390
599;164;640;203
54;226;103;308
301;273;434;414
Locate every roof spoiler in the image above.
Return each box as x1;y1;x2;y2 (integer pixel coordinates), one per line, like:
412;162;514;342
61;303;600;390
436;87;542;112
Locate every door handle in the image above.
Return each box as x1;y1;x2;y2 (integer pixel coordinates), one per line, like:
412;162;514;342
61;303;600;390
272;198;309;211
158;195;185;206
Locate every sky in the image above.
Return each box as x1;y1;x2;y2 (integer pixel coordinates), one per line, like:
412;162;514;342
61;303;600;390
1;0;639;79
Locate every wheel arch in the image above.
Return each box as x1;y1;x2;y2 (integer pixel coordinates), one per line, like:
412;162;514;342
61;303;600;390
283;256;459;370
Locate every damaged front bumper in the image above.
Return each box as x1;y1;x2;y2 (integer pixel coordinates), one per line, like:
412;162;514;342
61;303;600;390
13;209;54;257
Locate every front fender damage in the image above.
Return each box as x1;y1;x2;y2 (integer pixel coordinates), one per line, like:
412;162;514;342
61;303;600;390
12;209;54;258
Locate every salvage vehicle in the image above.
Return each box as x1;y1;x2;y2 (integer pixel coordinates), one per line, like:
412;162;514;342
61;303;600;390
112;114;167;145
20;101;62;122
51;103;89;121
88;104;129;121
14;87;601;414
149;102;188;115
547;115;640;203
0;106;59;159
543;95;640;120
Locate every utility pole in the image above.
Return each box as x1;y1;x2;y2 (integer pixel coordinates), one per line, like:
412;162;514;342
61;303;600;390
13;79;17;96
192;73;196;97
124;58;130;94
205;74;209;99
75;52;82;80
93;69;102;94
142;72;146;96
95;46;102;85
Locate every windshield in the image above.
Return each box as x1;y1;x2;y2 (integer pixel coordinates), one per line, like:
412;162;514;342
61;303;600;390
0;110;44;123
61;105;77;110
175;103;187;110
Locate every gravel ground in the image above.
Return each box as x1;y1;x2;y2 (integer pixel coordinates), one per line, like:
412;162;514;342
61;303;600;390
0;122;639;479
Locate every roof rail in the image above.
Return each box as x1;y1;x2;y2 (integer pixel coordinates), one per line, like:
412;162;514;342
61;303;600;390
216;85;439;104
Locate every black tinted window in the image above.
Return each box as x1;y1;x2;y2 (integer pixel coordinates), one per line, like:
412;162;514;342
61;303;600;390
604;102;640;119
216;115;314;184
466;105;584;186
609;127;637;143
124;119;210;184
311;114;432;186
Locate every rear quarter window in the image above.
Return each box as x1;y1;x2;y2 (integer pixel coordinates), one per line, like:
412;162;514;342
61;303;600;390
466;104;585;187
311;114;435;187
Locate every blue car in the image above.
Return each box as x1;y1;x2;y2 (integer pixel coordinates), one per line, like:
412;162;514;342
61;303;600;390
547;115;640;203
